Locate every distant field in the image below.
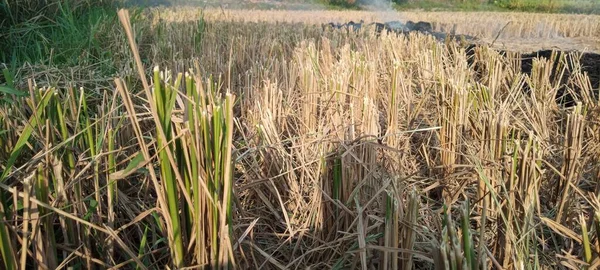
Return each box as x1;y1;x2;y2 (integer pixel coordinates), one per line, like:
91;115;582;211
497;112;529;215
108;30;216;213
195;8;600;52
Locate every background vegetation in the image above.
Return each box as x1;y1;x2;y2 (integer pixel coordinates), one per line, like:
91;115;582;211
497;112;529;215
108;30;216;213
321;0;600;13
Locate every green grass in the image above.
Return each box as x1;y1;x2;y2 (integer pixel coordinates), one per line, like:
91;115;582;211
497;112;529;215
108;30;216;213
393;0;505;12
317;0;600;13
0;1;118;65
390;0;600;13
493;0;600;13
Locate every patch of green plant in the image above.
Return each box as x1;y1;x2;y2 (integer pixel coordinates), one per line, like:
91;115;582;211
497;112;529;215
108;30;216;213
0;1;120;73
493;0;600;13
318;0;361;10
393;0;503;12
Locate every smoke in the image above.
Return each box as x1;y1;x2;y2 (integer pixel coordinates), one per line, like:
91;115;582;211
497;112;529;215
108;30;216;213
363;0;393;10
360;0;404;23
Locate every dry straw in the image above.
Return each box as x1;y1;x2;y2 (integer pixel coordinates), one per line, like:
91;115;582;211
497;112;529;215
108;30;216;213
0;7;599;269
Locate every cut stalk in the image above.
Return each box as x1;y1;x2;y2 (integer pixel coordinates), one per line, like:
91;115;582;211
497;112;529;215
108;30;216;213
107;127;116;261
153;66;185;268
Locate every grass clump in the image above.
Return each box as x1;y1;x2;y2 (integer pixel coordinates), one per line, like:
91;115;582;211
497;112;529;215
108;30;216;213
0;0;119;64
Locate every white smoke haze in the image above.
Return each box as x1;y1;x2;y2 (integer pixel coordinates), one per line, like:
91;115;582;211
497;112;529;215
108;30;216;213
201;0;405;22
360;0;405;23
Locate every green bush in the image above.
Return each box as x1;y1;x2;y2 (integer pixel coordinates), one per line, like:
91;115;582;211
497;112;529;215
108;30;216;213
322;0;358;8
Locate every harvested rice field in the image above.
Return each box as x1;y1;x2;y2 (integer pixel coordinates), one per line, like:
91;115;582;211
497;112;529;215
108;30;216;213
1;2;600;269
